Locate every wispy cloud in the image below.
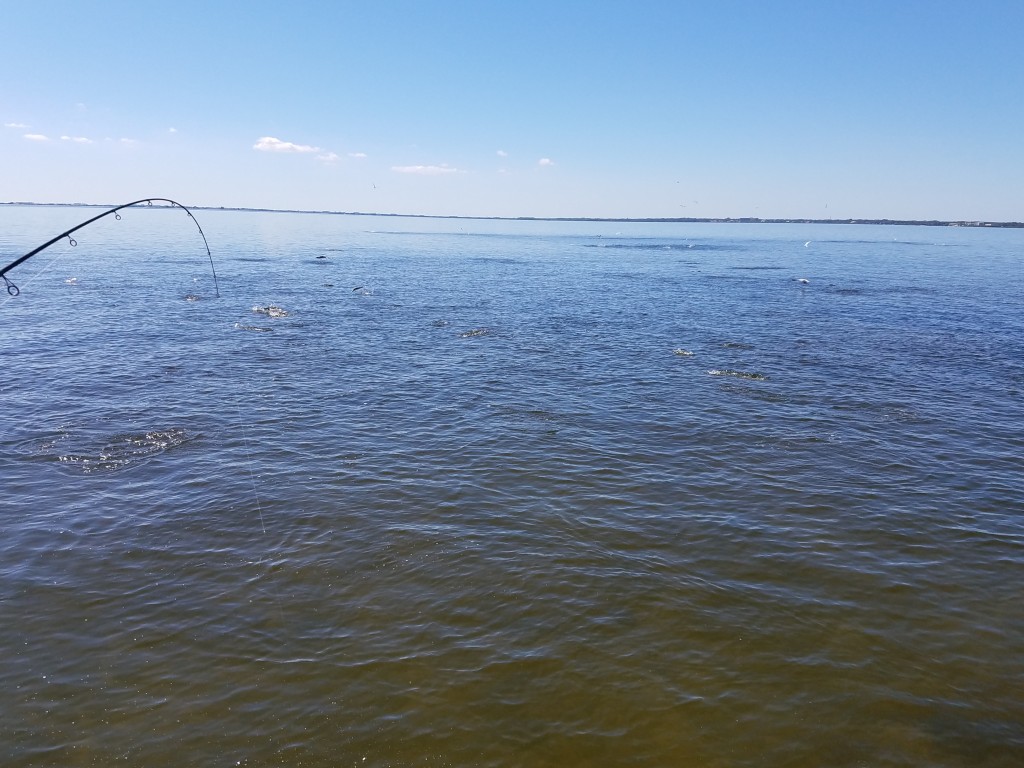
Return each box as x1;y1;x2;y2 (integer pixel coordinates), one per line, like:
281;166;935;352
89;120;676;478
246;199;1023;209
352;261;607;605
317;151;340;162
253;136;321;154
61;135;93;144
497;149;508;157
349;152;367;158
168;127;178;134
538;158;554;167
5;122;29;129
120;138;140;146
24;133;49;142
392;164;461;175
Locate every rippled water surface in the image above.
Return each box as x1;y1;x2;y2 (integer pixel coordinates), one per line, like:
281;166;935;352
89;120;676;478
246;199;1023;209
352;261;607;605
2;207;1022;766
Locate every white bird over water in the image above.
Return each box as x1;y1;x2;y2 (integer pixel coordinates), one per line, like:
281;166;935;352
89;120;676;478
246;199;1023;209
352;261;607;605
804;241;811;247
797;278;810;284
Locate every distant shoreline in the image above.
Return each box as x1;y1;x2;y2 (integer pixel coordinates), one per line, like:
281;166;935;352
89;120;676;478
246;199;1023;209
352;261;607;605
2;201;1021;228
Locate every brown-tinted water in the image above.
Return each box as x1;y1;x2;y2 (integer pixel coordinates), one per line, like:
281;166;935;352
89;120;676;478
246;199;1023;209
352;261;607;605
2;209;1022;766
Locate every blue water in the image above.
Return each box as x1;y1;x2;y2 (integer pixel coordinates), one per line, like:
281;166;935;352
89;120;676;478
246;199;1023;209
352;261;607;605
1;206;1022;766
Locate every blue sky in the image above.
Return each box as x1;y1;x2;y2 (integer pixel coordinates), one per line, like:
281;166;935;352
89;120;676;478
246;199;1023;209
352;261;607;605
2;1;1022;220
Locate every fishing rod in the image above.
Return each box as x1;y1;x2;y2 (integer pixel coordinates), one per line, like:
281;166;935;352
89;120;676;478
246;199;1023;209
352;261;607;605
1;198;220;297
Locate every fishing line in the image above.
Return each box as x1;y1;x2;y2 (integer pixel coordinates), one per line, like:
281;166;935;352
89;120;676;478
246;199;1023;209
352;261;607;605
0;248;71;309
234;396;288;629
236;405;268;536
1;198;220;298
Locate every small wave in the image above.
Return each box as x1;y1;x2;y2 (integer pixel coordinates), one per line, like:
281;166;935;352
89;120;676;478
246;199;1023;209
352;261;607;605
490;404;561;423
707;369;769;381
50;427;194;473
234;323;273;332
672;348;695;357
460;328;491;339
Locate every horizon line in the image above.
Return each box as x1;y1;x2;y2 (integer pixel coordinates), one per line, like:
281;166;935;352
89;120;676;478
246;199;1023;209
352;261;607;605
2;201;1021;228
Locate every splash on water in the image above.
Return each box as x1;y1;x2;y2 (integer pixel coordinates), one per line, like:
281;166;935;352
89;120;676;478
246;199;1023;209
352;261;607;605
42;427;195;473
707;369;769;381
252;305;289;318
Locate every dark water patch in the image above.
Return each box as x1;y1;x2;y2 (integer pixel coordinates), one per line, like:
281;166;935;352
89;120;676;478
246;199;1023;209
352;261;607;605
720;383;789;403
824;284;939;298
883;285;939;297
830;398;930;425
603;271;649;283
603;270;696;287
584;242;739;252
703;273;758;282
231;256;270;263
722;341;756;350
826;286;866;296
818;239;967;247
489;403;569;429
729;265;785;270
467;256;524;266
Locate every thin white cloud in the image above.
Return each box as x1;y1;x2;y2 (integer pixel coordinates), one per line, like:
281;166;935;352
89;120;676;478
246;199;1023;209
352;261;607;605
349;152;367;158
497;149;508;157
539;158;554;167
61;135;93;144
253;136;321;153
391;164;461;175
120;138;140;146
317;152;340;162
5;122;29;129
168;127;178;133
24;133;49;141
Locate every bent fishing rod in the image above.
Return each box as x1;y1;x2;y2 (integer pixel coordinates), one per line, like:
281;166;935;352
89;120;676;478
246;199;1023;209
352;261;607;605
1;198;219;297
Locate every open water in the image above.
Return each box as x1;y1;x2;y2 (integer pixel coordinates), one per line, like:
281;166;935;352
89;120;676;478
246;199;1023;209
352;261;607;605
1;206;1022;767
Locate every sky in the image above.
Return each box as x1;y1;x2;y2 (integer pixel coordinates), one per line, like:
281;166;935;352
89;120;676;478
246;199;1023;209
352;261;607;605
2;1;1022;221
